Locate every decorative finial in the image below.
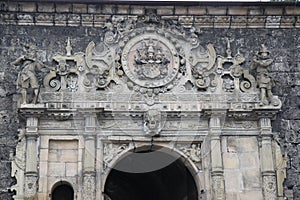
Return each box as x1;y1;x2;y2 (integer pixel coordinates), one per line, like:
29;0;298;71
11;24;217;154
226;38;233;59
66;37;72;56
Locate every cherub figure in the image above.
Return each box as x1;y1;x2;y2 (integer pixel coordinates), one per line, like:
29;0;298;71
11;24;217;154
251;44;275;106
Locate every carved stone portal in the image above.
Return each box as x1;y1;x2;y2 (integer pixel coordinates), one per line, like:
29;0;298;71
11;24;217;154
12;13;284;200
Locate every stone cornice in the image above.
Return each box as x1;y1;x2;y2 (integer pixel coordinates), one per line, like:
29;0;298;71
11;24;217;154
0;1;300;28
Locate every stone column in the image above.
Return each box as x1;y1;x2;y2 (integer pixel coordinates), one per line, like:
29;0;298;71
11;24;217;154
259;118;277;199
83;114;96;200
209;115;225;200
24;117;39;199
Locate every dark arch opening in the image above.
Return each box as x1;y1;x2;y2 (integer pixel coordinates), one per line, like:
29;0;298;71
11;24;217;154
51;183;74;200
104;147;198;200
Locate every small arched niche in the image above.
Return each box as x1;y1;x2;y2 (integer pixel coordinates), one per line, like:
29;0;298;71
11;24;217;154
51;181;74;200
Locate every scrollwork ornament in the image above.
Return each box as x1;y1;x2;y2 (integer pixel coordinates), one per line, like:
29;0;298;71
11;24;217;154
49;78;61;91
84;41;114;89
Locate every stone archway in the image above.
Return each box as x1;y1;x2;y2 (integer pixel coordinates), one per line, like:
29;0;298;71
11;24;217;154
51;181;74;200
104;146;198;200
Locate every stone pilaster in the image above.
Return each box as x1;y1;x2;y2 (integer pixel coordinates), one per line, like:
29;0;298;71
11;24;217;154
83;114;96;200
209;115;225;200
24;117;39;199
259;118;277;200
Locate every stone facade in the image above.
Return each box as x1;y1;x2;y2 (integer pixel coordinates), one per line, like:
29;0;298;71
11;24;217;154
0;1;299;200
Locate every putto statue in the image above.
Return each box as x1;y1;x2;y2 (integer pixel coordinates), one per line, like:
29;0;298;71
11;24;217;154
12;45;44;104
251;44;275;106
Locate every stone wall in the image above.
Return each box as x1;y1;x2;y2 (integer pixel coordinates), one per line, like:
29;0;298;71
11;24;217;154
0;1;299;199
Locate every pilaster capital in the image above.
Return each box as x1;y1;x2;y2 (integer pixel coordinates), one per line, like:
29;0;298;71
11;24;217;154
259;118;272;137
25;117;39;135
84;113;97;133
209;114;224;137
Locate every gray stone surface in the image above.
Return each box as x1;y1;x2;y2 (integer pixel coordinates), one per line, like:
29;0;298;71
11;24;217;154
0;2;299;199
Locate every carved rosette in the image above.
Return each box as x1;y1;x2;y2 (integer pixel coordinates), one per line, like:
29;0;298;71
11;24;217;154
263;175;277;200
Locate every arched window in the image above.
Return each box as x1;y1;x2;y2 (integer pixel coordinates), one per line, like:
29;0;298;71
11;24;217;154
51;182;74;200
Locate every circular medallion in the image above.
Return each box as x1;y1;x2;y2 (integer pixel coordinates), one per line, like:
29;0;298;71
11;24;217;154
121;33;180;88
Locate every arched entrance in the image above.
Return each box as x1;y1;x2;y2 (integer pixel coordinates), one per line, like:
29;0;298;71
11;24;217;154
104;146;198;200
51;182;74;200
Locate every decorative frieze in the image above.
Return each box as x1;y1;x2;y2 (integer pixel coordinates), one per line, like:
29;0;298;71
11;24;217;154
1;9;300;29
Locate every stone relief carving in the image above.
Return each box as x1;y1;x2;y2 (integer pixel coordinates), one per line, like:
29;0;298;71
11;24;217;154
177;143;202;169
103;143;129;170
143;109;163;136
43;37;84;92
217;38;256;94
117;30;185;99
251;44;276;106
262;175;277;200
212;175;225;200
224;120;257;129
24;175;37;199
10;13;286;200
274;140;288;198
83;175;95;200
84;41;114;89
10;129;26;199
190;44;217;91
10;14;282;112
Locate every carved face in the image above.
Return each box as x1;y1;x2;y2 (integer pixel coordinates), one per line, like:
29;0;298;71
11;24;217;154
146;110;160;129
145;110;161;131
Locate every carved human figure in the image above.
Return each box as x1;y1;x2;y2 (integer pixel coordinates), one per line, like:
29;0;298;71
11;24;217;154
12;46;44;104
251;44;274;106
273;136;288;198
180;144;201;163
189;144;201;163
